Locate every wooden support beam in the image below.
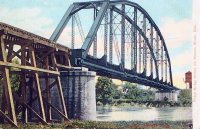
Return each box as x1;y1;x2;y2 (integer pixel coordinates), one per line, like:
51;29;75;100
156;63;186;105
51;53;68;119
6;42;32;62
26;75;69;122
21;45;28;123
8;49;31;66
7;44;13;62
64;53;71;67
4;36;34;46
29;46;47;123
28;80;56;105
0;110;17;127
0;35;17;126
37;48;55;63
27;77;34;121
56;64;72;69
47;102;69;121
44;57;51;122
0;61;60;75
22;103;48;125
7;48;21;62
0;88;6;123
10;71;59;78
26;49;30;64
12;90;48;125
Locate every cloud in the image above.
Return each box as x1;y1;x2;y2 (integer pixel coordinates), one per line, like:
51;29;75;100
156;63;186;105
173;73;187;89
172;48;192;70
0;5;54;39
159;17;193;88
57;25;86;48
160;18;192;49
170;48;192;88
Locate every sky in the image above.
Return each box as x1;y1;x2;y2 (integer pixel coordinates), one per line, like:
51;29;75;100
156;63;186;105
0;0;193;89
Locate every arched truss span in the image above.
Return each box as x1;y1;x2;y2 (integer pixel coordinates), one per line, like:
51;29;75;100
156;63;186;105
50;0;177;91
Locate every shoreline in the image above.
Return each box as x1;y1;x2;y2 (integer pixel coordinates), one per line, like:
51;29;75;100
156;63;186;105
0;120;192;129
97;104;192;108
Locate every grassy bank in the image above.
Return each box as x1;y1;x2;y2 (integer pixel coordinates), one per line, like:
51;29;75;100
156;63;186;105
0;120;192;129
97;99;190;108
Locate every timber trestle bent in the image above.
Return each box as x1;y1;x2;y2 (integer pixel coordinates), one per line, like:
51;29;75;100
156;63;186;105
0;22;71;127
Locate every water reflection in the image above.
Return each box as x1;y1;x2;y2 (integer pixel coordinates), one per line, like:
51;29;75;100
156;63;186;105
97;106;192;121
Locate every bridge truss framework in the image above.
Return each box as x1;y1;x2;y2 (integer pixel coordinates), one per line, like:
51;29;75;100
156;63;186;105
50;0;178;91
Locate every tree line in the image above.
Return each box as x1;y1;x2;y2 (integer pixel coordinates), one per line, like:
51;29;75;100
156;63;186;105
96;76;192;107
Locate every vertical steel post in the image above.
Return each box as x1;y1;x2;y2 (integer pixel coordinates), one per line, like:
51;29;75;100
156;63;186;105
109;8;113;63
143;15;147;74
104;11;108;57
121;4;125;68
71;15;75;49
131;8;137;70
150;25;153;75
165;53;168;82
131;24;134;69
156;33;160;79
156;33;160;60
161;40;164;80
133;8;137;71
139;34;142;73
93;9;98;58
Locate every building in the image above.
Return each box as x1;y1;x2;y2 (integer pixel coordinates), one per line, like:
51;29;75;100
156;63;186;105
185;71;192;89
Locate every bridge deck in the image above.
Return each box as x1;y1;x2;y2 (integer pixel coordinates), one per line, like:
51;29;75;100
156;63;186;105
0;22;69;52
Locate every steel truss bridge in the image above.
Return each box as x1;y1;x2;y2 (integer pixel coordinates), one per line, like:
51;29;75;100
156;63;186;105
50;0;178;91
0;0;178;127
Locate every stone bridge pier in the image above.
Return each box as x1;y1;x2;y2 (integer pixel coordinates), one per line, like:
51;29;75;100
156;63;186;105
155;91;179;102
31;68;96;121
59;68;96;120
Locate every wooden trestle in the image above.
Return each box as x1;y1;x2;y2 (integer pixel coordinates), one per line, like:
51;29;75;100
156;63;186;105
0;22;71;127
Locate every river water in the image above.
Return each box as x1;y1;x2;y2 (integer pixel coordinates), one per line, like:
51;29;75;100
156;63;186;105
96;106;192;121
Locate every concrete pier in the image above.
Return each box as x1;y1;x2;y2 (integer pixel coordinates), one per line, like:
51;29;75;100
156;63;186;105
29;68;96;121
155;91;178;102
61;68;96;120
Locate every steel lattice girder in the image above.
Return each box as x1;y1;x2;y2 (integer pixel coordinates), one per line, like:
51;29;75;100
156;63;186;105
50;0;176;90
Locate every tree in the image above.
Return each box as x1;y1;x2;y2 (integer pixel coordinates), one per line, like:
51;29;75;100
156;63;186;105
0;58;21;104
143;89;155;101
122;82;139;101
96;77;115;105
178;89;192;106
122;82;155;102
112;83;122;99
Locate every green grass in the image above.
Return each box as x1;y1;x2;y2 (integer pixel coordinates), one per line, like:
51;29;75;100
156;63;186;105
0;120;192;129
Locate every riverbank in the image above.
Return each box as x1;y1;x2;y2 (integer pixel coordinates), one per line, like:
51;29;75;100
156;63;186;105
0;120;192;129
97;99;191;108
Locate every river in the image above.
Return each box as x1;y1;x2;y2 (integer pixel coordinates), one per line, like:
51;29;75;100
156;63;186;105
96;106;192;121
